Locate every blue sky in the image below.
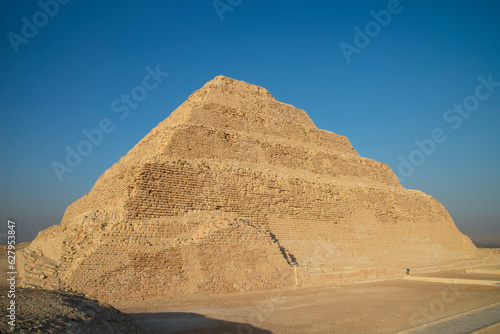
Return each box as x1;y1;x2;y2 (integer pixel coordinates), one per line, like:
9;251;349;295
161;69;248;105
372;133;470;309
1;0;499;243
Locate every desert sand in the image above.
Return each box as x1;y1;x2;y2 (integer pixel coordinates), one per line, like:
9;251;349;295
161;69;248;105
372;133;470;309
119;267;500;334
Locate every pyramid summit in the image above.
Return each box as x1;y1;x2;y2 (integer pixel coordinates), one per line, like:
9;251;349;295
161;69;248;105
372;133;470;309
19;76;478;303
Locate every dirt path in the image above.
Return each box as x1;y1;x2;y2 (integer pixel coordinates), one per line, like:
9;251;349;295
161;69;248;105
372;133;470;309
119;273;500;334
397;302;500;334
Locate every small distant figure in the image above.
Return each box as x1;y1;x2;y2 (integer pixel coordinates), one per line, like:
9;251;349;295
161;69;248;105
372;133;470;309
406;268;410;276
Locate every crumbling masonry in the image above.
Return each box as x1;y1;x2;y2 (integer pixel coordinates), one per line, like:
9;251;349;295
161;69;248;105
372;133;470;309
19;76;478;303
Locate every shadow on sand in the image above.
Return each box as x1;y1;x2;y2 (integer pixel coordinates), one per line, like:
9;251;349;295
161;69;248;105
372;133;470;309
129;312;273;334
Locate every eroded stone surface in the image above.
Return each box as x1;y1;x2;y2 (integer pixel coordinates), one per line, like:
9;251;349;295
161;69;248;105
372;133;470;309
19;76;478;303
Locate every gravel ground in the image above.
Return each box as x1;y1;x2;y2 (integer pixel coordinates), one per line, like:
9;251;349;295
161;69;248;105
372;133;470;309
0;286;152;334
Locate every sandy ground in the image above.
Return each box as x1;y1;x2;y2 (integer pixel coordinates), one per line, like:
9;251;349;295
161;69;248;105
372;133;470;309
398;302;500;334
118;271;500;334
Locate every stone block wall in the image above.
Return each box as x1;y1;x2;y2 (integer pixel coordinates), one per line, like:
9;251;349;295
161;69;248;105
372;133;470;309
18;75;479;304
124;158;476;269
22;213;294;303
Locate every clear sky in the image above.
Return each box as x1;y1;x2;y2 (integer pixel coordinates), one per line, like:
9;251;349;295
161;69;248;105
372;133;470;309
1;0;499;244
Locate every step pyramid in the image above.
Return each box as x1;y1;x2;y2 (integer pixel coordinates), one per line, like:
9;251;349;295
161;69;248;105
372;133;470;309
19;76;478;303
